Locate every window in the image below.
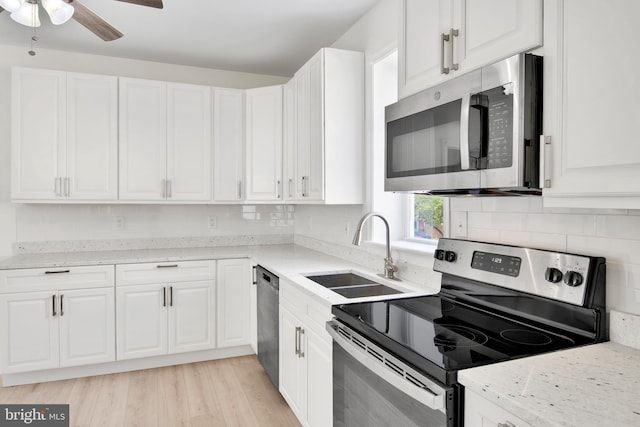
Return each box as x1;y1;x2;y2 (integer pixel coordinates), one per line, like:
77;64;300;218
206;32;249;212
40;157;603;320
409;194;444;241
370;50;446;247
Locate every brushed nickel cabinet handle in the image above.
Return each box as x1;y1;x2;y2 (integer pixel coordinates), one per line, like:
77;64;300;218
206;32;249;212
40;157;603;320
450;28;459;71
60;294;64;316
294;326;300;356
169;286;173;307
156;264;178;268
441;32;450;74
238;181;242;199
163;287;166;307
45;270;71;274
54;177;61;197
64;177;70;197
52;294;57;317
288;178;293;198
167;179;172;198
299;328;305;358
276;180;282;199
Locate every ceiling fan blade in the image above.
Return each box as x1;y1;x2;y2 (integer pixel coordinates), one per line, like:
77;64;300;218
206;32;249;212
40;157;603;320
115;0;163;9
69;1;123;41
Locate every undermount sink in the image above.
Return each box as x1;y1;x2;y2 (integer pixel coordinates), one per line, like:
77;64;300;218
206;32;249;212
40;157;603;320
304;272;401;298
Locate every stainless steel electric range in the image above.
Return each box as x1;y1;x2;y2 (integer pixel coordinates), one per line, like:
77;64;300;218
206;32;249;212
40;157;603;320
327;238;607;427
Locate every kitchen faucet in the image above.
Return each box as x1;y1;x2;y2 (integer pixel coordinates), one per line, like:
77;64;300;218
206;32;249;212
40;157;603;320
352;212;399;280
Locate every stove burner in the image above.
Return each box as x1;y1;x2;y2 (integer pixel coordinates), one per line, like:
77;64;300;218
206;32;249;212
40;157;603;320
500;329;554;346
434;324;489;352
440;300;455;312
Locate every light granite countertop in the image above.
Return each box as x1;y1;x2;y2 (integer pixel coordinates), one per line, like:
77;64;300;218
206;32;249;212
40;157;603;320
458;341;640;427
0;244;440;306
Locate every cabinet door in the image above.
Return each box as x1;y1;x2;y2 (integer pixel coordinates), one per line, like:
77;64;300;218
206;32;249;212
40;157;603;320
119;78;167;201
305;328;332;427
245;85;283;202
116;284;168;360
11;68;66;200
167;83;212;201
294;66;310;200
0;291;59;373
279;306;306;420
66;73;118;200
543;0;640;208
168;280;216;354
58;287;115;367
216;259;251;348
283;79;297;201
305;52;325;201
457;0;542;74
399;0;453;98
213;88;245;202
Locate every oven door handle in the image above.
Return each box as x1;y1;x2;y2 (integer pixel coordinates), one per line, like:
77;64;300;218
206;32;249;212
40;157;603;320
327;320;446;413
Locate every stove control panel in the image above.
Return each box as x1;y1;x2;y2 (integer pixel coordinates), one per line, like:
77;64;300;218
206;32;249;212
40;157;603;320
434;239;595;306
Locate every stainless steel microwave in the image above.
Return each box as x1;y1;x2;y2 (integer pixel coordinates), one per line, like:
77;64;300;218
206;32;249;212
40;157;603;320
385;53;542;195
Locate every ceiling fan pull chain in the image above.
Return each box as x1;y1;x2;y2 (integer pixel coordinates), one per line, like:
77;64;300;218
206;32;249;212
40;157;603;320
29;24;38;56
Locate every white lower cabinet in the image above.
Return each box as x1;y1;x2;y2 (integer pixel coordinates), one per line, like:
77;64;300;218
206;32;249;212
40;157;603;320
0;266;115;374
216;258;251;348
115;261;216;360
464;389;533;427
279;279;333;427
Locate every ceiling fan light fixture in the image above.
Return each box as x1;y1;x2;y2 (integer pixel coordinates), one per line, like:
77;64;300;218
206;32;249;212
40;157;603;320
0;0;22;13
41;0;74;25
10;0;41;28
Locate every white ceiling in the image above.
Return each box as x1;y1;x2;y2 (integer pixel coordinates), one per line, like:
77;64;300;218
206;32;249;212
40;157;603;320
0;0;379;76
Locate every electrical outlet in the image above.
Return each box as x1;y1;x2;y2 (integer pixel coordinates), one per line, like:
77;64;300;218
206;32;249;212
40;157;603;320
114;216;126;230
208;216;217;228
452;212;467;238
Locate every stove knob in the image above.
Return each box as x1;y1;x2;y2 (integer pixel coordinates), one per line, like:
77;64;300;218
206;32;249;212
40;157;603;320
564;271;584;287
445;251;457;262
435;249;445;261
544;267;563;283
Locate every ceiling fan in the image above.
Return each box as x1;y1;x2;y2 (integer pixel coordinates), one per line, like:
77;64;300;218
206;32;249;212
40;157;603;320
0;0;163;41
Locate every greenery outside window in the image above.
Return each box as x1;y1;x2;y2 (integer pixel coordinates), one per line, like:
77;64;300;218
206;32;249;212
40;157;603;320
411;195;444;241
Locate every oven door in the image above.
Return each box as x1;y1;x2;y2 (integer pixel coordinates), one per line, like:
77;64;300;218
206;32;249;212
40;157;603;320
327;320;458;427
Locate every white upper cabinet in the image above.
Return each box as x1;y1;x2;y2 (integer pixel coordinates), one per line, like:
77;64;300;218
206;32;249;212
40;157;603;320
11;68;118;201
119;78;212;202
290;48;365;204
542;0;640;208
399;0;543;99
167;83;212;201
245;85;284;202
213;88;245;202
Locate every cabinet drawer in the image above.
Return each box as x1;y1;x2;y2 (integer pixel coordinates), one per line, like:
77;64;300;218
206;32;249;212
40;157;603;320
116;260;216;286
0;265;115;293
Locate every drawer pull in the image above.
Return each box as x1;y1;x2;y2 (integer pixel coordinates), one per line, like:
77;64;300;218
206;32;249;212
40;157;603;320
52;294;57;317
60;294;64;316
156;264;179;269
163;287;167;307
45;270;70;274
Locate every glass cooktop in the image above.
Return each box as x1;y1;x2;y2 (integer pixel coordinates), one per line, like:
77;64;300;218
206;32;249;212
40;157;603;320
333;294;591;383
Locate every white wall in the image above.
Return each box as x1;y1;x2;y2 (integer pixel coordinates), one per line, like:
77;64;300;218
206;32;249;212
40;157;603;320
0;45;290;258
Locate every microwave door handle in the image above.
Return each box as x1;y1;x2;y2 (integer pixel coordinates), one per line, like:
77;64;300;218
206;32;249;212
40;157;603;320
460;93;471;170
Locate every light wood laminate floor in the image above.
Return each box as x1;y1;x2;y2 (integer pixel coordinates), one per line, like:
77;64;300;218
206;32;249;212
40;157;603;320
0;356;302;427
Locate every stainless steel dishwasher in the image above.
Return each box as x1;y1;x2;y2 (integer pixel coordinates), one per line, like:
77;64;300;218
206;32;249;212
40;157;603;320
255;265;279;387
